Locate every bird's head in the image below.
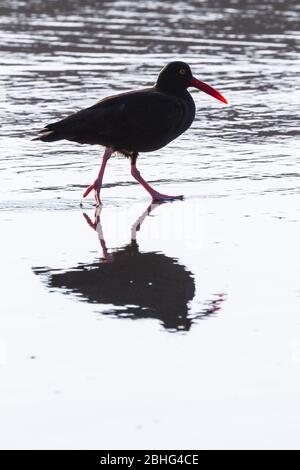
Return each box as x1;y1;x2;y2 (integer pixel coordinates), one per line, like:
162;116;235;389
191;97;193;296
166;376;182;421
156;61;228;104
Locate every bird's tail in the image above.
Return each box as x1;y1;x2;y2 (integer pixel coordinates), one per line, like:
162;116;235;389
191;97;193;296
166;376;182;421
32;130;61;142
32;107;90;142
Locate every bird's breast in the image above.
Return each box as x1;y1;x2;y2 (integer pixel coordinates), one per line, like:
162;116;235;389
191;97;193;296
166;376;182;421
174;93;195;136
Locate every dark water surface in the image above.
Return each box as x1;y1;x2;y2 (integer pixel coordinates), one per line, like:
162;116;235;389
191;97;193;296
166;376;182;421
0;0;300;449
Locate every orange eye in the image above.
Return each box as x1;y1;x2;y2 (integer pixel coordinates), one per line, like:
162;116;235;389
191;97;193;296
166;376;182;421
179;69;186;75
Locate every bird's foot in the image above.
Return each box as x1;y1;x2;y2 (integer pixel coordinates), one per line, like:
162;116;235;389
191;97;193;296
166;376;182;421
151;191;184;202
82;207;101;230
82;180;102;206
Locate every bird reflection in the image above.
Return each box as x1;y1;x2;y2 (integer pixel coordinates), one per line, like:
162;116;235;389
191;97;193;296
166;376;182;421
34;203;224;331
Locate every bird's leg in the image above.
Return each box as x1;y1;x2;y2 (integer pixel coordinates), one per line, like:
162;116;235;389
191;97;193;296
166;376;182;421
82;147;114;206
131;163;183;201
131;202;163;241
82;207;112;261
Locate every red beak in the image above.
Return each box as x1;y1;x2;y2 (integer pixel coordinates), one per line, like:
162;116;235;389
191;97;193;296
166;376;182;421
190;77;228;104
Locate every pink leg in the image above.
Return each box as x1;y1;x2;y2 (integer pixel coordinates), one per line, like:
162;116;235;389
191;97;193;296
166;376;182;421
82;208;112;261
131;163;183;201
82;147;113;205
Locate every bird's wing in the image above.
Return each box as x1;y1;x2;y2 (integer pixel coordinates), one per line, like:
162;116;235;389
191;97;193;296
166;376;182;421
90;89;185;139
36;89;184;145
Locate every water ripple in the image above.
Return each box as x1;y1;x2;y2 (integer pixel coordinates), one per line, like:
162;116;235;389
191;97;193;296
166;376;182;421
1;0;299;207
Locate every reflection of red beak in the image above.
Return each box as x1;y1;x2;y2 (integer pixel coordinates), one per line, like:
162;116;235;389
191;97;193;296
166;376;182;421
190;77;228;104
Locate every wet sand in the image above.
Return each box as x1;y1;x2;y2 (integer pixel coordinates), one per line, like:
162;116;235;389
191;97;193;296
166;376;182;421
1;0;300;450
1;185;300;449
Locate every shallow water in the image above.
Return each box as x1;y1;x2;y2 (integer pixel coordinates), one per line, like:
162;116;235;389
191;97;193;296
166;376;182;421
0;0;300;449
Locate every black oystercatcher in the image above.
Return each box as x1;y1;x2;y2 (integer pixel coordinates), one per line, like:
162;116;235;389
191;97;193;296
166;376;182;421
33;61;228;204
